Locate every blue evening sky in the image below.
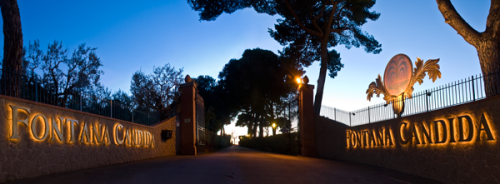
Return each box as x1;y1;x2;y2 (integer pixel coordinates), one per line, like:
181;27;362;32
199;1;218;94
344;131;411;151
6;1;488;135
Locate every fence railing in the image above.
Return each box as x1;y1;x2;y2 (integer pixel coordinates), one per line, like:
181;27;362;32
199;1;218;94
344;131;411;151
0;68;164;126
321;72;496;127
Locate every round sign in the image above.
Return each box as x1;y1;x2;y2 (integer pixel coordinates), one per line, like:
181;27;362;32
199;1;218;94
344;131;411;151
383;54;413;95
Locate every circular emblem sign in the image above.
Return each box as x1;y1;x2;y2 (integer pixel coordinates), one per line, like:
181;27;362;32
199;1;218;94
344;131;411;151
384;54;413;95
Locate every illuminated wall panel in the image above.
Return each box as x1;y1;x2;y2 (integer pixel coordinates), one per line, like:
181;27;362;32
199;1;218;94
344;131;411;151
315;96;500;184
0;96;176;183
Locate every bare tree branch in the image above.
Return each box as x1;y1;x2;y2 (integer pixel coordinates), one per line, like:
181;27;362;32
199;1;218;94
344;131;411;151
330;27;347;33
436;0;482;46
325;0;338;35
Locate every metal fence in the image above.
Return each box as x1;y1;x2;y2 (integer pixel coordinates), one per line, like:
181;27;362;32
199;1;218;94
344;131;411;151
321;72;495;127
0;68;161;125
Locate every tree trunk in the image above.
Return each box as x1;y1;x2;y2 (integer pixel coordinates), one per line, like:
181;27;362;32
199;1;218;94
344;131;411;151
247;123;253;136
62;88;71;108
478;40;500;97
252;121;257;137
247;112;254;136
252;113;257;137
313;40;329;115
258;115;264;138
252;122;257;137
0;0;23;97
436;0;500;97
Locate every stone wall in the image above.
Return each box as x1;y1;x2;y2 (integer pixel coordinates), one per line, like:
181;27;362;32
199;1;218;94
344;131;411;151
316;96;500;183
0;95;176;183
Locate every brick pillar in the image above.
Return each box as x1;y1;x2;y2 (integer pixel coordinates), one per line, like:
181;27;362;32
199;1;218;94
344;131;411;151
179;76;197;155
299;84;317;157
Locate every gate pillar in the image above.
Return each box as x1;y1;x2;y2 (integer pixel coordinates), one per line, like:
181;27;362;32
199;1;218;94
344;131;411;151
299;82;317;157
179;75;197;155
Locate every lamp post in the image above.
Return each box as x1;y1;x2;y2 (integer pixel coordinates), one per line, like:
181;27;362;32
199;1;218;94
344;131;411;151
295;77;302;155
272;122;276;136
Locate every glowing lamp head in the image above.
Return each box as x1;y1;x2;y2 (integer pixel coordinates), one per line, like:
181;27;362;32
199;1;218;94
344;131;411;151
272;123;276;128
296;77;302;84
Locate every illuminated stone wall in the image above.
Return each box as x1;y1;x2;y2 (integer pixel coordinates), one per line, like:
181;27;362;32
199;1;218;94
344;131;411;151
316;96;500;183
0;96;176;182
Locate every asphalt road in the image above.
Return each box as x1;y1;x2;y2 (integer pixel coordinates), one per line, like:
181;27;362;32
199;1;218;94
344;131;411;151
8;145;439;184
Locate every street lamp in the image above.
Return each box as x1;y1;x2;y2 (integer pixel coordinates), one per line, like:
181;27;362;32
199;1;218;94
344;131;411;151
295;76;304;155
296;77;302;84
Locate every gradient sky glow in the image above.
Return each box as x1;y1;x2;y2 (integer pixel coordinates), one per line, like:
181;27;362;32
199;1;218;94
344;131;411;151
6;0;489;136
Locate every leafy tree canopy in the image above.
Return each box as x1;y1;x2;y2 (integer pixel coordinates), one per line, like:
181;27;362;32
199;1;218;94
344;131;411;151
23;40;104;106
188;0;382;114
130;64;183;119
218;48;301;137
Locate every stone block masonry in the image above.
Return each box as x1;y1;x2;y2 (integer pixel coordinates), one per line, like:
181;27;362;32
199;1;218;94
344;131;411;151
179;79;197;155
299;84;316;157
0;95;176;183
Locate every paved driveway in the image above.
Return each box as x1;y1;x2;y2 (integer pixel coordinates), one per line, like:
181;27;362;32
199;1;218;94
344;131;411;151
7;146;439;184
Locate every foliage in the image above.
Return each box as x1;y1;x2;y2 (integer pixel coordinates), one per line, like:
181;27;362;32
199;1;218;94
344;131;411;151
219;48;291;110
218;48;301;137
194;48;302;134
112;89;134;108
196;75;217;96
235;112;254;135
25;40;42;76
239;133;299;155
130;64;183;119
188;0;382;114
4;39;160;125
21;40;105;106
195;75;234;132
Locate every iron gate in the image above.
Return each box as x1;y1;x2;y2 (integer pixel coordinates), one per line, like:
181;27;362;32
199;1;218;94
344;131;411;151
195;93;205;154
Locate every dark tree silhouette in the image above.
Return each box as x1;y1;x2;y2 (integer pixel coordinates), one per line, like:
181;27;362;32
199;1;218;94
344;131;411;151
26;40;42;78
195;75;228;132
61;43;103;105
112;89;133;107
219;48;299;137
196;75;217;99
236;112;254;135
130;64;183;120
188;0;382;115
111;89;134;121
39;41;103;106
0;0;23;97
436;0;500;97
